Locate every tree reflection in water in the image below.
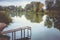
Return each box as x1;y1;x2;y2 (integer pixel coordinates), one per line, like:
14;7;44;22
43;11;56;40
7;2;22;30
25;12;44;23
44;14;60;30
44;16;53;28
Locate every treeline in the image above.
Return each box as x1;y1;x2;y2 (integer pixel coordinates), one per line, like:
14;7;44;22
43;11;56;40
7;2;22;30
0;2;45;16
0;2;44;12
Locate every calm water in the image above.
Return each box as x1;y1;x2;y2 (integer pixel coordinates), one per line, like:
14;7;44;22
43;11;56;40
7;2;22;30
3;14;60;40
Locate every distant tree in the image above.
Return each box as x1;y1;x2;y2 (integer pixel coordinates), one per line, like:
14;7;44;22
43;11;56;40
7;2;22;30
25;4;32;12
25;2;44;12
35;2;44;12
18;6;24;12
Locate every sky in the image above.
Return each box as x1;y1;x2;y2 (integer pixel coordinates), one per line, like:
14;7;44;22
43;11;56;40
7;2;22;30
0;0;45;9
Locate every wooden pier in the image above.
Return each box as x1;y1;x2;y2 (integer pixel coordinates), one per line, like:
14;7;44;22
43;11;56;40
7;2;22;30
1;26;31;40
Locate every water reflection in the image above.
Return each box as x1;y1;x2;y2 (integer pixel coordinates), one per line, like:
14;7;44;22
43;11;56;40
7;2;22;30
44;15;60;30
3;13;60;40
25;12;44;23
44;16;53;28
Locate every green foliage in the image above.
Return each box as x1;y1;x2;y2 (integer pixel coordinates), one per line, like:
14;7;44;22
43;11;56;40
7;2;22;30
0;11;12;32
0;12;12;25
0;2;45;17
45;18;52;28
25;2;44;13
25;12;43;23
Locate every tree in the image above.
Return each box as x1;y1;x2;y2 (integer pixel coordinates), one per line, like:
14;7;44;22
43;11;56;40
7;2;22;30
45;0;60;30
0;12;12;33
25;4;32;12
25;2;44;12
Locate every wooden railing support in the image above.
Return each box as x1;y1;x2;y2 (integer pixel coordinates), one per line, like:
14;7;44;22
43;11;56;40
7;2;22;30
12;32;13;40
24;29;25;38
14;32;16;40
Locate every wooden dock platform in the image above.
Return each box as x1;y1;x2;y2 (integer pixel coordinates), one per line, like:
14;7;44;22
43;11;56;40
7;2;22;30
1;26;31;40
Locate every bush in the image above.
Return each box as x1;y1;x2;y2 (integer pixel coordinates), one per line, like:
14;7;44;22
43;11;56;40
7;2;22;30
0;11;12;32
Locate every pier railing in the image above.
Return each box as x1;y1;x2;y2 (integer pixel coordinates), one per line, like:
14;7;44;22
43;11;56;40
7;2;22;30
1;26;31;40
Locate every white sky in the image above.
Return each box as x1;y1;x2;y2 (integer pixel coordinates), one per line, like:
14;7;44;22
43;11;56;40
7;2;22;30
0;0;46;9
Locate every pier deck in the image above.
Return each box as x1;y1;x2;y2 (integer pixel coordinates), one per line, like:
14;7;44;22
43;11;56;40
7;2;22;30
1;26;31;40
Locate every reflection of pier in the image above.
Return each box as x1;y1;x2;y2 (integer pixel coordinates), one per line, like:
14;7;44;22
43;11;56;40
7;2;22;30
1;26;31;40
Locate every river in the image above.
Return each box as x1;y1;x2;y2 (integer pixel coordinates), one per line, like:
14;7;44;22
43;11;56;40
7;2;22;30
3;14;60;40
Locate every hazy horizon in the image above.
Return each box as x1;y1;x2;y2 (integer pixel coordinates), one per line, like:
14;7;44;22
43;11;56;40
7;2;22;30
0;0;46;9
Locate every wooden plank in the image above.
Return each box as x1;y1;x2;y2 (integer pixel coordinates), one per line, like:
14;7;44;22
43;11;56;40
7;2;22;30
24;29;25;38
14;32;16;40
1;26;31;34
30;29;32;38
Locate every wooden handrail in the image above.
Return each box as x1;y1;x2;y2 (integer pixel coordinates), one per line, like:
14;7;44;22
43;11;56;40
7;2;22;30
1;26;31;34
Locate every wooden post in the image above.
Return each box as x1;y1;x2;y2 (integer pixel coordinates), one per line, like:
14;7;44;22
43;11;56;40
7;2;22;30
27;29;29;38
12;32;13;40
21;29;22;39
24;29;25;38
30;29;31;38
14;32;16;40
